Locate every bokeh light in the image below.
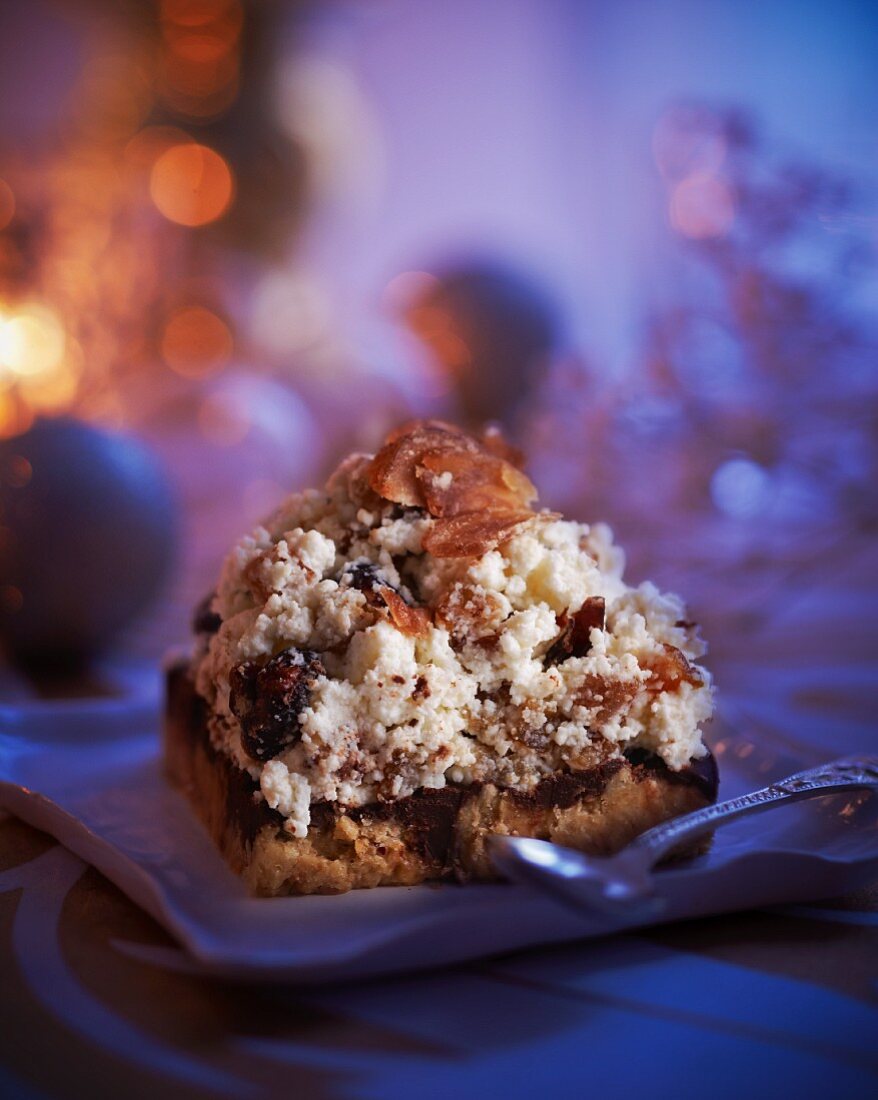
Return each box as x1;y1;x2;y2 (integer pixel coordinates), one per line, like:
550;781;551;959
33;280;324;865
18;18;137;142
275;55;385;205
161;304;233;378
670;175;736;239
711;457;773;518
0;391;34;440
404;301;472;377
158;0;243;119
0;303;66;378
250;271;330;355
149;142;234;226
17;337;84;414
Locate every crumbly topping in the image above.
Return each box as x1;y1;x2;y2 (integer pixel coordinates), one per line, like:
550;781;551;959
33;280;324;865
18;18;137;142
192;421;714;838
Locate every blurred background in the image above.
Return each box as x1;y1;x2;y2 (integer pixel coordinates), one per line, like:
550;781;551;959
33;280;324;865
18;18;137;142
0;0;876;695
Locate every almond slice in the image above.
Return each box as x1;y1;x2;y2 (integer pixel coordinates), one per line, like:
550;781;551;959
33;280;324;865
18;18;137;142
423;509;534;558
379;586;432;637
648;644;703;691
417;450;537;517
367;425;479;507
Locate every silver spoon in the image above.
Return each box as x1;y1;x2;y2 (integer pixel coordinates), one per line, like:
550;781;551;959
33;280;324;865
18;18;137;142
488;756;878;916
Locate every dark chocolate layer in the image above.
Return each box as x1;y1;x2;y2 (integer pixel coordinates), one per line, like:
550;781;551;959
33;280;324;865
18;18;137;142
167;662;279;845
353;786;468;861
510;760;624;811
166;661;718;858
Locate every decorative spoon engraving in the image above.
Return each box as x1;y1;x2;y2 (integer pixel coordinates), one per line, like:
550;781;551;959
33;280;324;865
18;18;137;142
488;756;878;915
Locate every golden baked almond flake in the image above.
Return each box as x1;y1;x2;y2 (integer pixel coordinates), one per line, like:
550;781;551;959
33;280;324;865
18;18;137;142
417;450;537;517
367;421;542;556
423;509;536;558
378;586;432;637
649;644;704;691
367;424;480;507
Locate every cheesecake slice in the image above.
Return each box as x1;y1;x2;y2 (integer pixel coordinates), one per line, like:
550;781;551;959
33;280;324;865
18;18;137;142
165;420;717;895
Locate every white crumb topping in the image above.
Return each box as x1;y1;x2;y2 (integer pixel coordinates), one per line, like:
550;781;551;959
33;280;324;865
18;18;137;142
260;761;311;837
192;454;714;838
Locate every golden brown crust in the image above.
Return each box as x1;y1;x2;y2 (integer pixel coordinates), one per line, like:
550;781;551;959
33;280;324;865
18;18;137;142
164;664;715;897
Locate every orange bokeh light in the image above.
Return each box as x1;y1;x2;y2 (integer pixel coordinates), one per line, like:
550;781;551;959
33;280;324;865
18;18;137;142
161;304;233;377
0;391;34;440
158;0;242;116
149;142;234;227
160;0;243;34
0;303;66;377
0;179;15;231
405;303;472;376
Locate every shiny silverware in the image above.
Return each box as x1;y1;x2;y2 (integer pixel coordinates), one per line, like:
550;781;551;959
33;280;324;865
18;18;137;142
488;756;878;916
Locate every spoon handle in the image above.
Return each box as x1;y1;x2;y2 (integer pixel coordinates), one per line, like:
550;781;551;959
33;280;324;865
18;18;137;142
633;756;878;866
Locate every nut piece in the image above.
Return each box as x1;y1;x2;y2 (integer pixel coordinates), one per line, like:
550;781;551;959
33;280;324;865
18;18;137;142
577;674;640;726
340;562;430;637
423;510;536;559
367;424;479;508
417;450;537;517
366;420;543;559
648;644;703;692
545;597;606;664
435;583;507;645
380;588;431;638
229;648;325;761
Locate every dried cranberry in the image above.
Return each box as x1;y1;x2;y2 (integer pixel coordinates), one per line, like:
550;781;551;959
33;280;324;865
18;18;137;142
229;648;325;761
192;592;221;635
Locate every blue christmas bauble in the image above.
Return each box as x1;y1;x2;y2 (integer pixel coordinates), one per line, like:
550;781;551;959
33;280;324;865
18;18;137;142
0;417;178;662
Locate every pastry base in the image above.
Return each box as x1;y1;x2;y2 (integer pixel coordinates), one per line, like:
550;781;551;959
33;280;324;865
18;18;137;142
164;663;717;897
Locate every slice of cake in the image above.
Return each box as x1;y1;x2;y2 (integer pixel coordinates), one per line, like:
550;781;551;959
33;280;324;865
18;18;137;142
165;420;717;895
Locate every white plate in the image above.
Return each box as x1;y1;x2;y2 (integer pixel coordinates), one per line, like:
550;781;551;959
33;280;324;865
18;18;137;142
1;688;876;984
